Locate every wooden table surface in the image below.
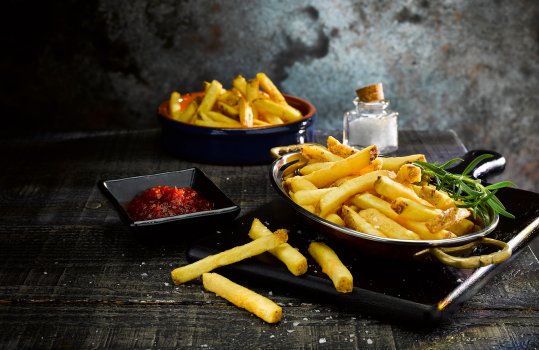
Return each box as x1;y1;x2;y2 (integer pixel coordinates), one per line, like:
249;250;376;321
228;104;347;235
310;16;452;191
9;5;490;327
0;129;537;349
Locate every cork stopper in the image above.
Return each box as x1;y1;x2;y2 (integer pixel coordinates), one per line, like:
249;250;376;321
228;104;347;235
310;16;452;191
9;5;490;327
355;83;384;102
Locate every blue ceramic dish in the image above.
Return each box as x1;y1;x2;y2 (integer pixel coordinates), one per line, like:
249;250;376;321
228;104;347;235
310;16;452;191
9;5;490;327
157;94;317;165
99;168;240;234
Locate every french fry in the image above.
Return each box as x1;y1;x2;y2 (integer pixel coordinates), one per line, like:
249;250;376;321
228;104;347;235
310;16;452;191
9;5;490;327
252;119;271;126
381;154;426;172
341;205;386;238
203;111;242;127
425;207;471;233
318;170;394;217
287;176;317;192
299;161;334;175
359;208;420;240
350;193;399;221
308;242;353;293
238;97;254;127
396;164;422;184
246;78;260;120
357;158;384;175
289;188;332;206
171;230;288;284
248;219;307;276
413;185;455;210
232;75;247;96
397;219;456;240
300;144;343;162
391;197;441;221
252;98;303;122
303;145;378;188
217;90;240;106
374;176;433;207
262;114;284;125
169;91;182;120
256;72;286;103
325;213;345;226
216;100;239;118
447;218;475;236
202;273;282;324
198;80;223;112
327;136;357;158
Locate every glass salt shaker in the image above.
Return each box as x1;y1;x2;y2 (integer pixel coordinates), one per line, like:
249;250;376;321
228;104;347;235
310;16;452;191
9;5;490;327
343;83;398;154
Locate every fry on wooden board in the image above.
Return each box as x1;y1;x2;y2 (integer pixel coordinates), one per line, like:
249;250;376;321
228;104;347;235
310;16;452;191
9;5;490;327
202;273;282;324
248;219;307;276
308;242;353;293
171;230;288;284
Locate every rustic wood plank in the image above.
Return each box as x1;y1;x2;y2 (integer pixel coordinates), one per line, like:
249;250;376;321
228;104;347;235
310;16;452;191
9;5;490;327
0;129;536;349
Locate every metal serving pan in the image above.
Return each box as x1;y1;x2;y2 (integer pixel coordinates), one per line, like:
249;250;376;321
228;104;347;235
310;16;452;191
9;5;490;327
269;149;511;268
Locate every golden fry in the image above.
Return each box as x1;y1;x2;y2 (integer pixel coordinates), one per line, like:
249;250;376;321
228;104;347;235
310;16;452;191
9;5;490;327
256;72;286;103
318;170;393;217
216;100;239;118
248;219;307;276
303;145;378;188
413;185;455;210
374;176;433;207
447;218;475;236
169;91;182;120
238;97;254;127
288;176;318;192
391;197;441;221
171;230;288;284
232;75;247;96
289;188;332;206
299;161;334;175
359;208;420;240
326;136;357;158
198;80;223;112
252;98;302;122
202;273;282;324
341;205;386;238
308;242;353;293
397;219;456;240
300;144;343;162
350;193;399;221
396;164;422;184
381;154;426;172
325;213;345;226
425;207;471;233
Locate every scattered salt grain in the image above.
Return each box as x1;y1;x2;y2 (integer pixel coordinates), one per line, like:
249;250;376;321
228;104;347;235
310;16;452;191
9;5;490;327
268;291;273;296
367;339;373;344
141;273;148;278
270;335;275;338
314;309;320;313
43;271;48;275
287;330;295;333
319;338;326;344
164;282;169;287
293;322;300;326
303;318;308;321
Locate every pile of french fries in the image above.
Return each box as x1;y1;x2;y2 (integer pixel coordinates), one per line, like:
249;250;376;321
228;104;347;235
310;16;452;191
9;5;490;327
284;136;479;240
168;72;304;128
170;218;353;323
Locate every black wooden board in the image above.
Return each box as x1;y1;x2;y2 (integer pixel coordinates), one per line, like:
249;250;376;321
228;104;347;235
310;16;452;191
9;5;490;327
187;187;539;326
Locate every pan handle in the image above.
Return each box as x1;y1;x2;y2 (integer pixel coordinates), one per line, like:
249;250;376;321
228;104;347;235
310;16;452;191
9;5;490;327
419;237;512;269
445;150;506;180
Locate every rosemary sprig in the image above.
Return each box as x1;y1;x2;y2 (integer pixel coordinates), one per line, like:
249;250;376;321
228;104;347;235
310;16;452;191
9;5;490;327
413;154;515;224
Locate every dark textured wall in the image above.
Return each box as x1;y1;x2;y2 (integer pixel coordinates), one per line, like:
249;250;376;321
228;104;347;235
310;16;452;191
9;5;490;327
3;0;538;192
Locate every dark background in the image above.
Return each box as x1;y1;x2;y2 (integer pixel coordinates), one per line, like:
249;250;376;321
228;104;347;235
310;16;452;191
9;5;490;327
2;0;538;192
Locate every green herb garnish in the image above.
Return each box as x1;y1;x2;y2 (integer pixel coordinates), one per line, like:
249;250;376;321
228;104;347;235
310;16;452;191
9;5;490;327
414;154;515;224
